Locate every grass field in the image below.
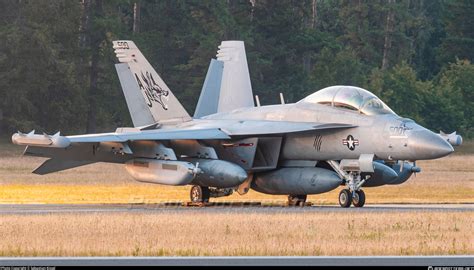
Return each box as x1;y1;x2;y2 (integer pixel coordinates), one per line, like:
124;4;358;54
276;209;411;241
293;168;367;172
0;142;473;204
0;211;472;256
0;141;472;257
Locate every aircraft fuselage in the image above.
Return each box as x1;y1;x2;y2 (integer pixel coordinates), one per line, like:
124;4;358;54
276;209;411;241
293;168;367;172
194;102;453;162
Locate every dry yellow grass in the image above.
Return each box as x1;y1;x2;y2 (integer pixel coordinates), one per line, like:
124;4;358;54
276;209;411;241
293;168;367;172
0;142;472;257
0;143;472;204
0;211;471;256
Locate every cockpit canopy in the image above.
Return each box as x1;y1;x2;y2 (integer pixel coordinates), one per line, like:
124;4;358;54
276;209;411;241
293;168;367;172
299;86;396;116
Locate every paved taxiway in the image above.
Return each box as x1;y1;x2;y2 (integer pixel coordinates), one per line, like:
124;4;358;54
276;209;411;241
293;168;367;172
1;256;473;266
0;203;472;214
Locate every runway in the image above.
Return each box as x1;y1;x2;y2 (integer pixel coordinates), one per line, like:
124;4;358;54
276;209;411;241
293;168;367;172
0;203;472;214
0;256;472;266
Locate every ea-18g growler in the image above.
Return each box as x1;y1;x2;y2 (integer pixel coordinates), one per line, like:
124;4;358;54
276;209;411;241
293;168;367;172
12;40;462;207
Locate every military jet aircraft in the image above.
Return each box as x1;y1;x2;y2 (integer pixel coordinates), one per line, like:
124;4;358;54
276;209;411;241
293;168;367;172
12;40;461;207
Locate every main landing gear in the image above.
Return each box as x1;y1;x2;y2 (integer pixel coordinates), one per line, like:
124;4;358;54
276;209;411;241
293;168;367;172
338;189;365;208
288;194;307;206
190;185;210;203
190;185;234;203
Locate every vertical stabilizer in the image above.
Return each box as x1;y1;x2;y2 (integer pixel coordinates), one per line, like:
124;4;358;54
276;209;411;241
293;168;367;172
113;40;191;126
194;59;223;118
194;41;254;118
115;63;156;126
216;41;254;112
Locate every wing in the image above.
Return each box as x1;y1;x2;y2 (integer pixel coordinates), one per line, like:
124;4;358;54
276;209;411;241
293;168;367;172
67;128;231;143
218;121;355;136
101;120;353;140
13;121;353;146
14;120;354;174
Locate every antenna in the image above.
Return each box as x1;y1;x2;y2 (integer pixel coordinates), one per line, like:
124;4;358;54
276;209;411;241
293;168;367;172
279;93;285;104
255;95;261;107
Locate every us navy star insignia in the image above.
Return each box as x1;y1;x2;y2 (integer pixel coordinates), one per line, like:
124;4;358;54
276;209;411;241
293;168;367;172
342;135;359;151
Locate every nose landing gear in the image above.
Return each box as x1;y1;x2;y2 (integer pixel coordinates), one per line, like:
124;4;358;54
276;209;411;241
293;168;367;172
328;160;371;208
351;189;366;207
338;189;366;208
338;189;352;208
336;168;368;208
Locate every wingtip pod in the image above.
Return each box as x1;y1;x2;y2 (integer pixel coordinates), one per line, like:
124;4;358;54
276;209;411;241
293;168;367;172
12;131;70;148
438;131;463;146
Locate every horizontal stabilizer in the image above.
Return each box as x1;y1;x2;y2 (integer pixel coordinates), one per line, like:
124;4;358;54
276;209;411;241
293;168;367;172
33;159;95;175
24;145;130;164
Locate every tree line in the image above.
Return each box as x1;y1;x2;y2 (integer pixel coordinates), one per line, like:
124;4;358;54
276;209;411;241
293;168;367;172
0;0;473;137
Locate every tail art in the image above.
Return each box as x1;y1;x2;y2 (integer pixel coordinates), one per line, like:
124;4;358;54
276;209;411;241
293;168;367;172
113;40;191;127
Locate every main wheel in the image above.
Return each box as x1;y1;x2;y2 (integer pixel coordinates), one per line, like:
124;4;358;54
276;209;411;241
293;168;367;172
288;195;307;206
190;185;210;203
352;189;366;207
338;189;352;208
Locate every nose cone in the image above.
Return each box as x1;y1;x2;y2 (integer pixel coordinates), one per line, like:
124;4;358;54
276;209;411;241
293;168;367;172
409;130;454;159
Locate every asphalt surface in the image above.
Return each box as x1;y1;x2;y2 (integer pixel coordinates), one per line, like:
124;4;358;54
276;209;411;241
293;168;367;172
0;256;473;266
0;203;472;214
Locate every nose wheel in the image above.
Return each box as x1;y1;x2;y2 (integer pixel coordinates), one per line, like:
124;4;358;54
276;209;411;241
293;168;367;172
190;185;210;203
339;189;366;208
338;189;352;208
352;189;366;207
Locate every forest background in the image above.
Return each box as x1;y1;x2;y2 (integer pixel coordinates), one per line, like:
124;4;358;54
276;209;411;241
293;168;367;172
1;0;473;137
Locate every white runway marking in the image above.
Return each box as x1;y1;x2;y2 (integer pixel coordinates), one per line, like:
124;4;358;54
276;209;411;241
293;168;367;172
0;256;472;266
0;203;472;214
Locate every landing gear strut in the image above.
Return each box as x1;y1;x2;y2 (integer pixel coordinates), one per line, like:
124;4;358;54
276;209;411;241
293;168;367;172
328;161;370;208
288;194;307;206
344;171;367;208
190;185;210;203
